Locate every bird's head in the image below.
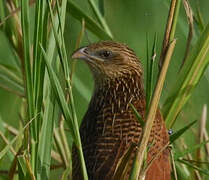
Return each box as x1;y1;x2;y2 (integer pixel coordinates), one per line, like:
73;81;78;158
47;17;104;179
72;41;143;82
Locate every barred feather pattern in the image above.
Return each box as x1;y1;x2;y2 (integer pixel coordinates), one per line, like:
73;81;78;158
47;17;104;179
72;41;170;180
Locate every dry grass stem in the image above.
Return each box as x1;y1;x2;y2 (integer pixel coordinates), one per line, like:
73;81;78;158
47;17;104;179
0;131;16;155
203;131;209;162
140;142;170;178
51;150;62;163
180;0;194;68
60;119;71;163
3;122;19;136
134;39;176;180
180;139;202;180
159;0;177;69
171;149;178;180
54;129;69;168
201;105;209;162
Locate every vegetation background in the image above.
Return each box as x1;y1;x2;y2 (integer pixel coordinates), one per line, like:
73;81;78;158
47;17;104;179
0;0;208;179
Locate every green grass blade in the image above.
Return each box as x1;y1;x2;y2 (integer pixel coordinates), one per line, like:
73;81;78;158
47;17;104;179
20;0;36;172
169;120;197;143
0;64;23;85
37;1;68;179
32;0;48;145
150;33;157;95
41;46;88;180
130;104;144;127
20;0;34;121
163;23;209;128
175;161;190;179
0;68;24;97
87;0;113;38
68;80;88;180
178;159;209;176
145;33;150;110
18;155;28;179
41;47;74;137
194;4;205;32
98;0;104;16
174;140;209;160
67;0;112;40
37;90;57;179
113;143;136;180
61;165;72;180
0;116;35;159
129;39;176;180
47;0;69;78
55;0;70;78
46;2;88;178
146;33;157;110
17;154;35;180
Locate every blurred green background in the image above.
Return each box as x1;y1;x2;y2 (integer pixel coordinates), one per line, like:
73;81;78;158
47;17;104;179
0;0;209;178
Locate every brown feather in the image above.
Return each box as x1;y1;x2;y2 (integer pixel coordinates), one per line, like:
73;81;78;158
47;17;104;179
72;41;171;180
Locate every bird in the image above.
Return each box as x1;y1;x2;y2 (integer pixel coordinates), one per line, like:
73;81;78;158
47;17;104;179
71;41;170;180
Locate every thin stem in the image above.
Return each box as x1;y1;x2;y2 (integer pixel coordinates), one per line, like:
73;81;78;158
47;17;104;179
129;39;176;180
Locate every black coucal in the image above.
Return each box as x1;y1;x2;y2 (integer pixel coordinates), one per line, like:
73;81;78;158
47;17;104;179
71;41;170;180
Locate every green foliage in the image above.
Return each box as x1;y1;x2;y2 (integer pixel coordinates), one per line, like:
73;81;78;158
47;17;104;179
164;23;209;128
169;120;197;143
0;0;208;179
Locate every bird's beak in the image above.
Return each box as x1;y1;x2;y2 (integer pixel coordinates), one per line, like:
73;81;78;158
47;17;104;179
71;47;88;60
72;47;104;64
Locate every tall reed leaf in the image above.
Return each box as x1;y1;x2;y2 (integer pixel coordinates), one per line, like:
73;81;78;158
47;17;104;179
37;1;68;179
164;23;209;128
67;0;112;40
86;0;113;38
129;40;176;180
41;47;88;180
21;0;37;172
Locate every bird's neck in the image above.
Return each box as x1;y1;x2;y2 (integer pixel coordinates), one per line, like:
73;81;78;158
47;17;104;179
91;71;145;113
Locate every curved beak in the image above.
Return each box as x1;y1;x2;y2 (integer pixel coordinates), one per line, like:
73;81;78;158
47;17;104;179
71;47;88;60
72;47;104;64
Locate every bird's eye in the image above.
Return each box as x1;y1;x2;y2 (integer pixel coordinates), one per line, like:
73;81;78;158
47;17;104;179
99;50;112;59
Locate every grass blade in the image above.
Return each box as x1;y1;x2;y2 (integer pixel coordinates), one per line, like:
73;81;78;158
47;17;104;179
41;47;74;137
146;33;157;110
130;104;144;127
37;90;57;179
169;120;197;143
0;116;35;159
164;23;209;128
0;71;24;97
174;140;209;160
67;0;112;40
20;0;36;172
129;39;176;180
87;0;113;38
159;0;181;69
113;143;136;180
17;154;36;180
178;159;209;176
41;46;88;180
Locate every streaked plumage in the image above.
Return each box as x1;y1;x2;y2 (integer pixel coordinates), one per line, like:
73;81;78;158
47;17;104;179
72;41;170;180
